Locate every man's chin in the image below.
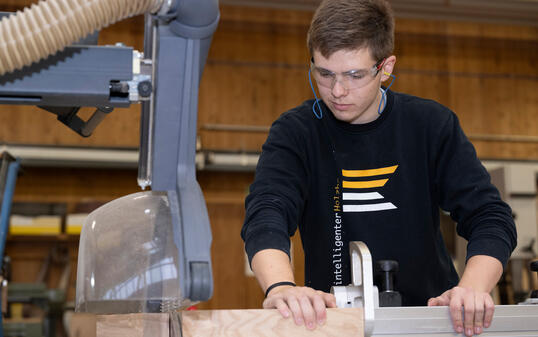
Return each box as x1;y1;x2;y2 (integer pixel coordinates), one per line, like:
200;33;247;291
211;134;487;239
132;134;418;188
332;110;356;123
332;110;378;125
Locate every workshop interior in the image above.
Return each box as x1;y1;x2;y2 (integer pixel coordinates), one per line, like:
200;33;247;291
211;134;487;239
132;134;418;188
0;0;537;336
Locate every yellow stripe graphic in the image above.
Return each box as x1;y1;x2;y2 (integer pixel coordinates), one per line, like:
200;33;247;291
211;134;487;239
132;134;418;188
342;179;388;189
342;165;398;178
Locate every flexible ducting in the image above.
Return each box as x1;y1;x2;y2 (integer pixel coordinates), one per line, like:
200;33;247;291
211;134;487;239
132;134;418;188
0;0;164;76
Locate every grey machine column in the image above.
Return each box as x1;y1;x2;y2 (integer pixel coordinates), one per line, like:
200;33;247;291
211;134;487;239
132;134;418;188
144;0;220;302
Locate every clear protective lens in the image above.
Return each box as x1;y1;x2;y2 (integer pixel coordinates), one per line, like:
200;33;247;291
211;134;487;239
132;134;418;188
311;60;382;90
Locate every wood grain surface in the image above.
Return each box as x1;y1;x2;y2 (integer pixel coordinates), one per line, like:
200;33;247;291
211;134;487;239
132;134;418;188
96;309;363;337
97;313;168;337
181;308;364;337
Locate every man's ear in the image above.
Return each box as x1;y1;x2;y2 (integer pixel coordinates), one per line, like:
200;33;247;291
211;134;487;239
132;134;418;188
381;55;396;81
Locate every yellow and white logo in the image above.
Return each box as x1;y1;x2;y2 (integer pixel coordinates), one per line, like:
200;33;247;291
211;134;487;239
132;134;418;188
342;164;398;212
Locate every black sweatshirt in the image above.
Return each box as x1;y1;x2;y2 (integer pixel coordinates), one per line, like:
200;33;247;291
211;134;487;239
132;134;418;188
241;90;517;306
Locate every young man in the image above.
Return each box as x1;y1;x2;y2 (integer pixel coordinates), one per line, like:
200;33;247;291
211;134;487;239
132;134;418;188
241;0;517;336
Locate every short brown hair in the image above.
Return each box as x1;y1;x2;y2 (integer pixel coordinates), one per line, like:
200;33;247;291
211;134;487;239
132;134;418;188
307;0;394;61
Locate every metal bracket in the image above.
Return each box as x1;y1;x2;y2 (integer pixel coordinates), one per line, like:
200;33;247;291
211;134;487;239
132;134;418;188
332;241;378;337
38;106;113;137
373;305;538;336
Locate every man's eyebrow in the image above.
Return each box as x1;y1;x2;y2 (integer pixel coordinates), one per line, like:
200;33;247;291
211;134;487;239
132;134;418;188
344;68;369;75
314;65;369;75
313;65;333;73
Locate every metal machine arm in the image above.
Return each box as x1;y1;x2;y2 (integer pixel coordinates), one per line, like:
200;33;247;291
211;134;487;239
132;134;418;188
0;13;150;137
0;0;219;305
146;0;219;303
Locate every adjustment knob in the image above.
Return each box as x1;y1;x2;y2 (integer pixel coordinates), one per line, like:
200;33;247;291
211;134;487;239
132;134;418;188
377;260;399;273
375;260;402;307
138;80;153;98
376;260;398;291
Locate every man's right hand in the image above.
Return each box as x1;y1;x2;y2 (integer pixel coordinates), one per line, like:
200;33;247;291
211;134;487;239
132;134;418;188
251;249;337;329
263;285;337;330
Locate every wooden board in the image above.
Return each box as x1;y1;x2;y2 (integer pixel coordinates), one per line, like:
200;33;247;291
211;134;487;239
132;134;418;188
96;309;363;337
181;308;363;337
96;313;168;337
69;313;97;337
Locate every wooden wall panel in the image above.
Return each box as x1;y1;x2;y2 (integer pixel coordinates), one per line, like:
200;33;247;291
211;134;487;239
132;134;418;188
0;0;33;11
395;18;538;41
200;65;310;127
1;3;536;158
198;64;311;151
12;167;140;204
0;105;141;147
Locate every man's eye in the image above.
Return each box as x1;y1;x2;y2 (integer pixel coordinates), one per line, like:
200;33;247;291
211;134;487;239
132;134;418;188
349;74;365;80
319;71;333;78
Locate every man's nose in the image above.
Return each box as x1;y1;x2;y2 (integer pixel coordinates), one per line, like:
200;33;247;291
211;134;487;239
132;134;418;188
331;78;347;97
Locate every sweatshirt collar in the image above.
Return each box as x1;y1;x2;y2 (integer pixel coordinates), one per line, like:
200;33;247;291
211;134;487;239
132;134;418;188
321;89;394;133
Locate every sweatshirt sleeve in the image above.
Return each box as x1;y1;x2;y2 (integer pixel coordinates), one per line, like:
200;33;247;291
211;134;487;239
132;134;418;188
434;111;517;268
241;113;310;265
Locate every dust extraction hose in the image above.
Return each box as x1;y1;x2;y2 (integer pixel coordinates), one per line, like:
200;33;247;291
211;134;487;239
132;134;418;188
0;0;164;76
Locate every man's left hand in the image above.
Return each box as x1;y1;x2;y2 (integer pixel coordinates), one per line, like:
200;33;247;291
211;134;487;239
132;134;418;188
428;286;495;336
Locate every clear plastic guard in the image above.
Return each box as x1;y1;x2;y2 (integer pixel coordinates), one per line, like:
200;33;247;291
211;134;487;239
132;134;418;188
75;191;193;313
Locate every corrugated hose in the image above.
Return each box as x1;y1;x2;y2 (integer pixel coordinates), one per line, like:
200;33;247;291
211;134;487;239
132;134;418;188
0;0;164;76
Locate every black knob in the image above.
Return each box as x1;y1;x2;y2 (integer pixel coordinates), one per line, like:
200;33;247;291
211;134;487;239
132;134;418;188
377;260;399;272
375;260;402;307
376;260;398;291
138;80;152;97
